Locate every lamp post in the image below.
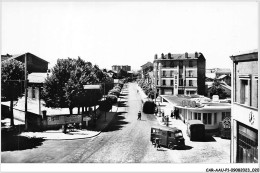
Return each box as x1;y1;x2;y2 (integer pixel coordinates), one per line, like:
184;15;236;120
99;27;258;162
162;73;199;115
24;53;28;131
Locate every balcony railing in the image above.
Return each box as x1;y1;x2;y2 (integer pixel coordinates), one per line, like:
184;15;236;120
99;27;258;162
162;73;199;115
161;75;175;78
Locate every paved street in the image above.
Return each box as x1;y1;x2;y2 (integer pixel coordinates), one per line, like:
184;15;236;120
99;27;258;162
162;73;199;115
1;83;230;163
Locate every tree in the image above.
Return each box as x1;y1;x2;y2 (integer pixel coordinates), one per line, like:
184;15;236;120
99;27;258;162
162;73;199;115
117;69;128;79
1;59;25;126
209;79;228;99
42;57;103;114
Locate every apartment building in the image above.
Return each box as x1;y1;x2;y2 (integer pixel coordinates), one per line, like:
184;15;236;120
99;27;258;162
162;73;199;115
153;52;206;96
230;49;258;163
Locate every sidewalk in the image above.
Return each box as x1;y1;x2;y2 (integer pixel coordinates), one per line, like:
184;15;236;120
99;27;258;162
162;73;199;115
136;83;186;132
3;89;124;140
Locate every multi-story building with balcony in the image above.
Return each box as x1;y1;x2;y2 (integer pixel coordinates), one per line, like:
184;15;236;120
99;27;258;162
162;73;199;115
153;52;206;96
230;49;258;163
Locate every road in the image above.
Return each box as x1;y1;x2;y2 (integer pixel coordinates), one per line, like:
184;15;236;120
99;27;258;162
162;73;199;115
1;83;172;163
1;82;230;163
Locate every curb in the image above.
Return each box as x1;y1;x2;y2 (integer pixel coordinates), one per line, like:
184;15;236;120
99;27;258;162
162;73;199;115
16;84;127;140
101;84;126;132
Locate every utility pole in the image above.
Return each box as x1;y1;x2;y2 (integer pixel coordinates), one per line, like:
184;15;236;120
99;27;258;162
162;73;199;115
24;53;28;131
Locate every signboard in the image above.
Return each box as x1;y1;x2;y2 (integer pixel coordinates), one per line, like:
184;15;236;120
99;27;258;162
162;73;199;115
83;85;101;89
222;116;231;129
47;114;82;125
65;115;82;123
212;95;219;102
83;116;91;121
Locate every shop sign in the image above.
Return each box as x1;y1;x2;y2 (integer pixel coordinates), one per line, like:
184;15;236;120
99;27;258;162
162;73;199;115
83;116;91;121
249;111;255;125
182;100;196;108
222;116;231;129
65;115;82;123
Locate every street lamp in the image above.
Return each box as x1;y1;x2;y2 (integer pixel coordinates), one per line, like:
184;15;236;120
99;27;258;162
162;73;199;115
24;53;28;131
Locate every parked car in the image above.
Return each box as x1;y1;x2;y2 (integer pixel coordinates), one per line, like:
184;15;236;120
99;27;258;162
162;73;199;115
186;120;205;141
150;125;185;150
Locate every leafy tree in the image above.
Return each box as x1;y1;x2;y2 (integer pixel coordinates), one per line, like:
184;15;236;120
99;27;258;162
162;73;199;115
1;59;25;126
117;69;128;79
209;79;228;99
42;57;103;114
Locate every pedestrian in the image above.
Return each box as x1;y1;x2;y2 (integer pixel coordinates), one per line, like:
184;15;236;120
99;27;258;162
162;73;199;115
170;110;174;119
137;111;141;120
174;108;177;119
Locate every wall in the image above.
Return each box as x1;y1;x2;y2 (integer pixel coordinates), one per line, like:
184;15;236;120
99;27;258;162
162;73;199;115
235;60;258;106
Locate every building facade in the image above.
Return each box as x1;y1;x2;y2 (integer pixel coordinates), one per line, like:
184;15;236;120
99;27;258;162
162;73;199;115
140;61;153;83
230;49;258;163
153;52;206;96
159;95;231;134
112;65;131;72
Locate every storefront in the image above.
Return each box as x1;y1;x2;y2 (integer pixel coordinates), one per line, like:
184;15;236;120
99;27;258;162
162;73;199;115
159;95;231;134
237;122;258;163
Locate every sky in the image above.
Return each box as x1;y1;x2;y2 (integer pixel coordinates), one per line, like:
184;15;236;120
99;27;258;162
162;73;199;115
1;1;258;71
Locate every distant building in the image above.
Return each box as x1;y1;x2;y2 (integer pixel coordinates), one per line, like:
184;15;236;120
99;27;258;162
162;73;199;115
140;61;153;83
230;49;258;163
112;65;131;72
153;52;206;96
1;52;49;73
206;68;231;86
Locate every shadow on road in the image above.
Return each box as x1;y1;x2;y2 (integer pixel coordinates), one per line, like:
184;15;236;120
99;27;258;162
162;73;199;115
176;145;193;150
190;135;217;142
117;101;128;107
156;148;167;152
1;133;45;152
103;112;129;132
119;93;128;97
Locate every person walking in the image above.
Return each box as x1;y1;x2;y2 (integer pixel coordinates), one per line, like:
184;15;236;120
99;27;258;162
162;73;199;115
170;110;174;119
137;111;141;120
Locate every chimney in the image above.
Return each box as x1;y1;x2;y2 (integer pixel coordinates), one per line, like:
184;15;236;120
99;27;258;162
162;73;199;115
185;52;188;58
154;54;158;59
161;53;164;59
195;52;198;58
168;53;171;59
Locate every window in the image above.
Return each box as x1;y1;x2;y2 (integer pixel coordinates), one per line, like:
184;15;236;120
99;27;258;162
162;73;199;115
163;71;166;77
188;71;192;77
189;61;193;67
203;113;212;125
194;113;201;120
170;71;174;77
179;79;183;86
198;113;201;120
32;86;35;99
189;80;193;86
214;113;217;124
163;80;166;85
194;113;197;119
240;79;250;106
157;80;159;85
170;80;174;86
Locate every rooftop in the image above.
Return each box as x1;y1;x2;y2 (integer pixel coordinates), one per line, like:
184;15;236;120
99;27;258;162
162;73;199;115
1;52;49;63
160;95;231;110
154;52;204;61
231;49;258;57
